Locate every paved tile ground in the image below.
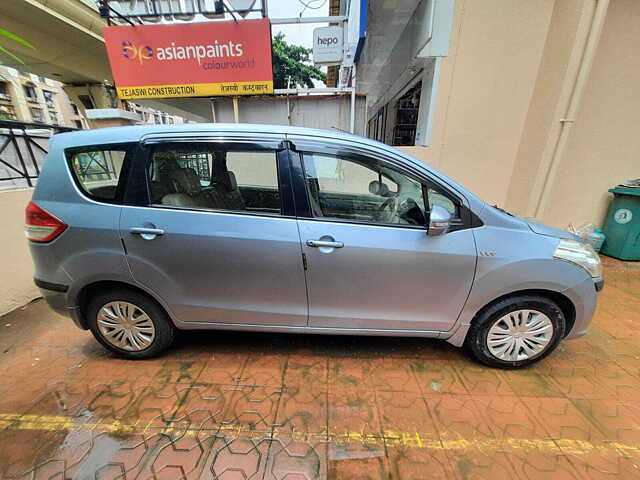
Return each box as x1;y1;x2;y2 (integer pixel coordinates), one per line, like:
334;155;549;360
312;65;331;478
0;257;639;479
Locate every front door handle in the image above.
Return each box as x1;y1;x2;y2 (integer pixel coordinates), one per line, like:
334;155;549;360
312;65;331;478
129;227;164;240
307;239;344;248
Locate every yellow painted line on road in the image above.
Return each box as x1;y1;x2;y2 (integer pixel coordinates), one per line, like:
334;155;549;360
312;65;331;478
1;413;638;456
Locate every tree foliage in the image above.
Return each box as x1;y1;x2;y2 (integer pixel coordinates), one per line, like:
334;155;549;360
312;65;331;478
272;32;326;89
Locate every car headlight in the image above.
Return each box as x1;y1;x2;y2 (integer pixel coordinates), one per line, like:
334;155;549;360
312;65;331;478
553;239;602;278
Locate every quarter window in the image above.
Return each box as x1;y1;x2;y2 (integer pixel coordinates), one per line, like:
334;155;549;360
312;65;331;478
68;147;130;201
147;145;281;214
302;152;427;226
427;186;460;218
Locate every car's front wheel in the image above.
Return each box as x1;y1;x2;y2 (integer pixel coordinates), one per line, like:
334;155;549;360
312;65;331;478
465;295;566;368
87;289;175;359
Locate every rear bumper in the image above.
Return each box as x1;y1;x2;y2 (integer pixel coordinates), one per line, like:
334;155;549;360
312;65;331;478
34;278;68;293
35;279;85;329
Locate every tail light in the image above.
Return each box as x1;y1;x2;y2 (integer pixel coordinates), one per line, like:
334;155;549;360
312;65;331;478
25;201;67;243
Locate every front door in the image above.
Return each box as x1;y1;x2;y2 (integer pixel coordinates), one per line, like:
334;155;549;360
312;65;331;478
293;145;477;332
120;138;308;327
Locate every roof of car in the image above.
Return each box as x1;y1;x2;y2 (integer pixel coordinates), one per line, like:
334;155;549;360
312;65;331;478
52;123;381;149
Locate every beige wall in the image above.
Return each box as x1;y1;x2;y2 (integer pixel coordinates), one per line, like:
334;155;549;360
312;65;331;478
402;0;637;229
505;0;590;218
0;189;39;316
417;0;556;206
539;0;640;228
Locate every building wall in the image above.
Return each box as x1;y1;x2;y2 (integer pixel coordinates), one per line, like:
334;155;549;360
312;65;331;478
0;188;39;316
127;102;185;125
209;95;367;136
506;0;589;218
387;0;638;230
416;0;555;206
539;0;640;228
0;66;87;128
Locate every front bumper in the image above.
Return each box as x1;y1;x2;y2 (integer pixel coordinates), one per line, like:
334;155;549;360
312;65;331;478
595;277;604;292
562;275;603;339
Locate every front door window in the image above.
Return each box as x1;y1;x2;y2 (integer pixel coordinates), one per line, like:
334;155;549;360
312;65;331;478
301;152;428;226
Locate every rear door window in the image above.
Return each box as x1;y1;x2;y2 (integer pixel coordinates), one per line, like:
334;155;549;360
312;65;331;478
146;144;282;214
67;145;132;202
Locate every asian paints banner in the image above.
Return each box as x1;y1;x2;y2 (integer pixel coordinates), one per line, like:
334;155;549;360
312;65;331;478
103;19;274;99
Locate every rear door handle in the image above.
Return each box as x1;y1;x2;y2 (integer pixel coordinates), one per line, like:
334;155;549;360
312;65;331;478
130;227;164;235
129;227;164;240
306;239;344;248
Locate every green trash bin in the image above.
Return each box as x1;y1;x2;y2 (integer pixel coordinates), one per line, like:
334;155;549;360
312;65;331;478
601;185;640;260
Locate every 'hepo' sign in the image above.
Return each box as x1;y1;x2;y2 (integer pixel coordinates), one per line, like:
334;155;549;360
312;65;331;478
312;26;343;64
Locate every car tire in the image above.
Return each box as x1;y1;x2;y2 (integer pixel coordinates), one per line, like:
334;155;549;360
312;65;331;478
464;295;565;369
86;288;175;359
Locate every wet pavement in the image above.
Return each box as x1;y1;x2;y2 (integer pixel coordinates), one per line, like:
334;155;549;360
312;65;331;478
0;258;639;479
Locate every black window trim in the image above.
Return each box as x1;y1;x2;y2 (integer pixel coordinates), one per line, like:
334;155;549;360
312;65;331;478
65;143;135;205
127;139;296;218
288;140;475;231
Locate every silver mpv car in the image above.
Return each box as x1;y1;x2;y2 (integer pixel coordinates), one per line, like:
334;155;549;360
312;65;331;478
27;124;603;368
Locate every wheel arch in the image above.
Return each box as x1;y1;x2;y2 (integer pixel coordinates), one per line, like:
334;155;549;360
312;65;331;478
445;288;576;347
75;280;175;329
471;288;576;338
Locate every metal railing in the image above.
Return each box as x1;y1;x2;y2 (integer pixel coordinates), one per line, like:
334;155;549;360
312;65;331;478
0;119;76;190
98;0;266;24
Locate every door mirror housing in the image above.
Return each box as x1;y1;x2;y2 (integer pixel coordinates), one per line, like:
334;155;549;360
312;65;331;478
428;205;451;236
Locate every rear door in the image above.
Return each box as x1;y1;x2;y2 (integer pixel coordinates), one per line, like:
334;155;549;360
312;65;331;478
289;139;477;332
119;135;308;327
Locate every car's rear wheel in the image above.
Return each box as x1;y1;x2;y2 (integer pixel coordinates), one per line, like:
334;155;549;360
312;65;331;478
465;295;565;369
86;289;175;359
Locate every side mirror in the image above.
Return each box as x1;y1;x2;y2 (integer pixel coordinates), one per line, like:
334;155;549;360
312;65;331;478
428;205;451;236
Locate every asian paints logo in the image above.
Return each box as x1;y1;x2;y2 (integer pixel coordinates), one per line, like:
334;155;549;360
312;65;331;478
120;39;249;70
122;41;153;65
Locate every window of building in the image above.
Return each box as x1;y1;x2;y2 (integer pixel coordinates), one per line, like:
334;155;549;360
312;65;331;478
68;147;130;201
30;107;44;123
367;106;387;143
73;119;83;129
43;90;56;109
153;114;161;124
23;83;38;102
48;111;59;125
0;82;9;99
0;104;17;120
78;95;94;110
302;152;429;226
392;82;421;146
70;103;80;115
147;145;281;214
